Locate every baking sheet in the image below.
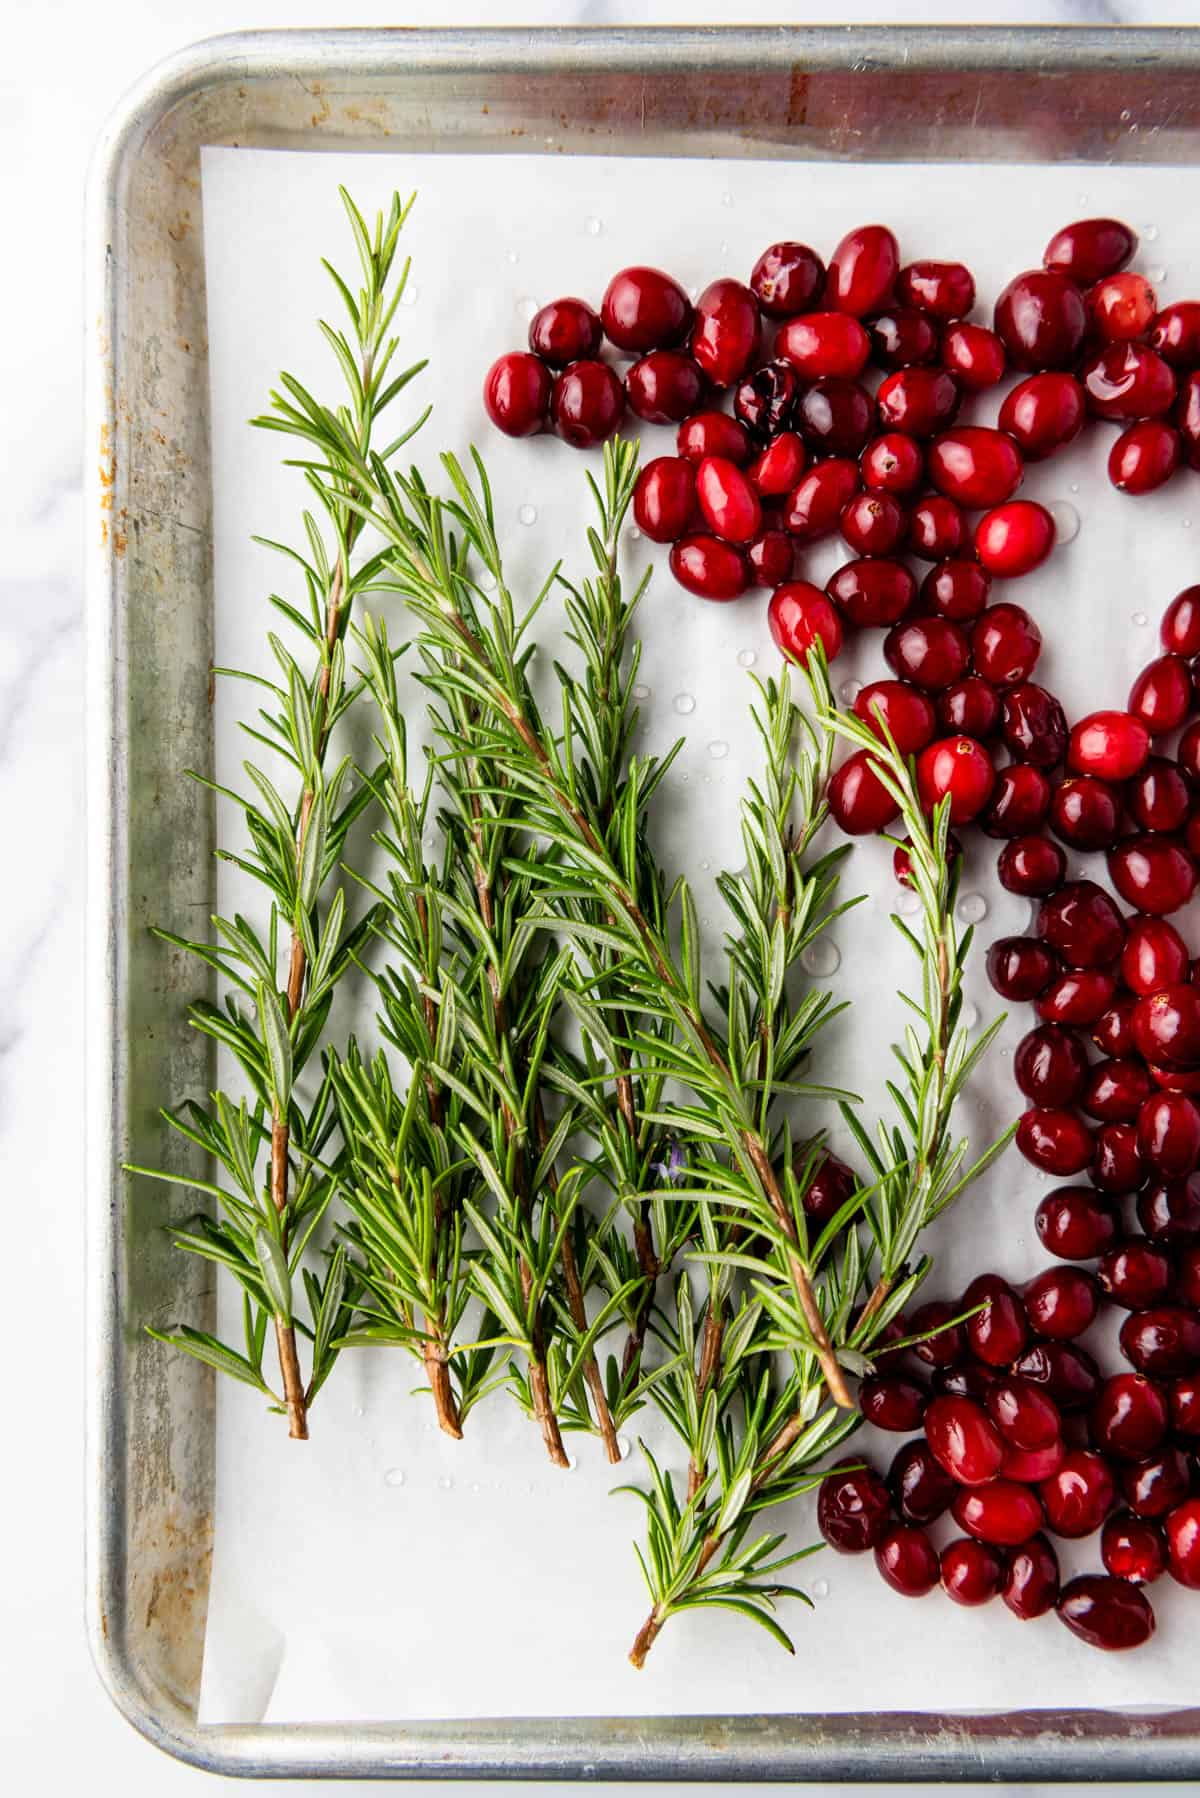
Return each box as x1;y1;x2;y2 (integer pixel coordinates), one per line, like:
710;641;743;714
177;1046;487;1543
198;146;1199;1725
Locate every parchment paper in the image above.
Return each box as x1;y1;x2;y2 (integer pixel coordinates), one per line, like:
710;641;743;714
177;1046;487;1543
199;147;1200;1723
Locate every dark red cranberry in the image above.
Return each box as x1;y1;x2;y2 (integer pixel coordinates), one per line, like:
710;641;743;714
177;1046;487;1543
916;735;994;823
602;266;691;353
860;1373;929;1432
1014;1024;1089;1107
1082;343;1177;421
987;936;1057;1001
1082;1059;1153;1124
689;279;759;386
826;224;900;317
1003;1533;1060;1619
922;559;991;621
999;372;1086;459
1014;1341;1101;1411
1098;1240;1172;1310
953;1481;1044;1548
1109;836;1197;916
828;750;899;836
874;1521;940;1597
827;558;916;628
861;431;924;496
975;501;1056;578
942;321;1006;390
928;428;1024;510
1024;1266;1099;1340
1138;1175;1200;1241
1110;421;1181;494
868;307;939;370
934;1364;997;1403
1150;302;1200;369
1001;684;1069;769
853;679;936;753
1132;987;1200;1070
937;677;1000;739
1180;718;1200;784
1035;1187;1117;1260
1091;1120;1144;1191
908;1299;966;1368
775;311;870;380
1102;1511;1167;1584
626;349;706;423
1037;972;1118;1029
669;535;749;603
1044;217;1136;284
677;409;752;467
998;835;1066;896
1178;1247;1200;1308
994;269;1087;371
750;241;825;318
768;582;843;665
1050;777;1122;851
1120;1306;1200;1376
1128;759;1192;833
1058;1574;1155;1650
528;297;602;366
799;1150;857;1228
884;618;969;693
552;359;625;448
940;1536;1003;1604
1137;1091;1200;1177
1163;584;1200;658
733;362;799;439
483;351;552;437
964;1273;1028;1368
1069;710;1151;782
1165;1496;1200;1586
840;490;907;556
695;456;762;545
1175;369;1200;467
972;603;1041;687
1121;917;1189;995
783;459;860;542
908;494;966;561
1000;1439;1066;1484
876;367;961;438
893;830;963;889
796;377;873;457
1040;1449;1116;1536
1018;1110;1094;1175
1093;996;1138;1059
1088;270;1157;342
747;529;794;588
1038;881;1125;969
1170;1376;1200;1438
1119;1446;1192;1519
897;260;975;320
748;430;806;496
987;1376;1061;1449
924;1394;1005;1486
632;456;696;544
888;1439;958;1523
817;1460;892;1552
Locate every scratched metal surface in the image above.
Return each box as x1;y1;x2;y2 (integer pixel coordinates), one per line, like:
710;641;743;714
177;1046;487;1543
85;25;1200;1780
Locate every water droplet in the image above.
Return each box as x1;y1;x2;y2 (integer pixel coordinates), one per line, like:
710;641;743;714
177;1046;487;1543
957;891;989;924
517;296;538;321
353;1405;365;1418
618;1436;631;1460
507;248;521;264
401;284;419;307
629;525;643;541
961;1000;979;1030
1144;223;1160;241
721;190;734;207
703;774;712;784
632;682;651;701
518;503;537;527
1129;122;1140;136
384;1468;405;1488
1049;500;1080;544
1069;481;1080;495
896;887;922;917
566;1453;579;1470
1185;518;1194;531
737;648;757;668
689;284;701;303
438;1474;453;1490
1132;610;1149;627
479;568;498;590
838;677;863;704
673;692;696;715
812;1576;830;1600
1001;1044;1013;1058
1149;265;1167;285
471;1481;482;1494
1120;108;1132;122
800;937;841;977
719;240;729;257
708;740;730;760
585;216;603;236
680;772;689;783
700;859;711;871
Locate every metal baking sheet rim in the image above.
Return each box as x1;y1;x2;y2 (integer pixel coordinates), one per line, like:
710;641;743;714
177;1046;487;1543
84;24;1200;1781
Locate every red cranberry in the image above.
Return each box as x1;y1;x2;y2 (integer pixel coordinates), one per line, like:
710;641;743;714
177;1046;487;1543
869;307;939;370
874;1521;940;1597
689;279;759;386
633;456;696;543
1120;1446;1192;1519
1098;1240;1172;1311
876;368;961;438
840;490;907;556
1037;971;1118;1028
972;603;1041;686
1178;1246;1200;1306
669;535;749;603
995;269;1087;371
1133;988;1200;1070
1110;421;1181;494
940;1536;1003;1605
528;297;601;366
975;501;1056;578
987;1376;1061;1450
1150;302;1200;369
925;1394;1005;1486
827;224;900;317
953;1481;1044;1549
1109;836;1197;916
1003;1533;1060;1619
1024;1266;1099;1340
1163;585;1200;657
928;428;1024;510
1093;995;1138;1058
922;559;991;621
934;1364;997;1403
1036;1187;1118;1260
828;750;899;836
784;459;860;542
964;1273;1028;1368
1058;1574;1155;1650
768;581;843;666
916;735;994;823
817;1460;892;1552
750;241;825;318
1050;777;1122;851
860;1373;929;1432
796;377;873;457
1180;718;1200;784
602;266;691;353
1128;759;1192;833
854;679;936;753
1088;271;1157;342
888;1439;958;1523
1040;1449;1116;1536
552;359;625;448
1175;369;1200;468
1001;1440;1066;1483
1091;1120;1145;1191
987;936;1057;1001
1014;1024;1089;1107
1044;217;1136;283
733;362;799;439
893;830;963;890
1082;343;1176;421
1015;1341;1101;1410
747;529;794;588
1120;1306;1200;1376
483;351;552;437
1038;881;1126;969
884;618;969;693
908;1299;966;1369
800;1151;857;1228
908;494;966;561
1137;1090;1200;1176
942;321;1007;390
1164;1496;1200;1587
677;409;752;467
982;764;1052;836
748;430;806;496
1083;1059;1153;1124
861;431;924;495
1121;917;1189;996
998;835;1066;896
695;455;762;545
1017;1109;1094;1175
1171;1376;1200;1438
1069;710;1151;783
937;677;1000;739
1138;1175;1200;1241
1102;1511;1167;1584
626;349;706;423
999;372;1086;459
896;260;975;320
827;558;916;628
775;311;870;380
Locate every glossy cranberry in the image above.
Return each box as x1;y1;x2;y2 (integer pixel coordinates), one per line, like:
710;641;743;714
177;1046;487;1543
1133;988;1200;1071
1102;1511;1167;1584
626;349;706;424
1017;1109;1094;1175
995;269;1087;371
986;936;1057;1001
1150;302;1200;369
817;1460;892;1552
1121;917;1188;997
940;1536;1003;1605
747;530;794;588
1003;1533;1060;1619
1036;1187;1118;1260
528;297;602;366
750;241;825;318
1068;713;1149;786
1179;718;1200;785
1120;1306;1200;1376
1127;758;1192;833
1083;1059;1153;1124
1050;778;1122;851
1137;1090;1200;1177
1016;1341;1101;1413
552;359;625;448
669;535;749;603
775;311;870;380
888;1439;958;1523
908;494;966;561
1083;342;1177;420
632;456;696;544
952;1481;1044;1549
892;260;971;321
916;735;994;824
827;224;899;317
934;1364;997;1403
937;677;1000;739
860;1373;929;1432
998;835;1067;897
999;372;1086;460
1014;1024;1089;1107
1088;270;1157;343
893;831;963;890
840;490;907;556
1150;1056;1200;1093
874;1521;940;1597
1138;1175;1200;1241
987;1376;1061;1450
1044;217;1135;283
1091;1120;1145;1191
827;558;916;628
799;1151;857;1229
1038;881;1126;969
1025;1266;1099;1340
689;279;759;386
982;766;1052;839
602;266;691;353
975;501;1056;578
828;749;899;836
1171;1376;1200;1438
796;377;872;457
1109;421;1181;495
876;367;961;438
927;428;1023;511
1109;836;1197;916
1098;1240;1172;1311
853;679;936;753
970;607;1040;690
1041;1449;1116;1537
783;458;860;542
695;456;762;545
861;431;923;496
768;581;843;666
1002;1439;1067;1482
677;410;751;468
1092;1375;1169;1466
1058;1573;1155;1650
1120;1445;1192;1519
868;307;939;370
1177;1245;1200;1308
1175;369;1200;468
921;559;990;622
483;351;552;437
747;431;806;497
941;320;1006;389
1163;585;1200;656
1164;1496;1200;1586
908;1299;967;1369
733;362;799;440
925;1393;1005;1486
884;619;969;693
1093;995;1139;1059
964;1273;1029;1368
1037;972;1119;1029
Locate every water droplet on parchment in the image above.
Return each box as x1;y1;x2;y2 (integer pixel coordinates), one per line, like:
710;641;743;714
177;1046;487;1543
585;216;603;236
1149;265;1167;285
518;503;537;526
957;892;989;925
1184;518;1194;531
1049;501;1080;544
812;1577;830;1600
1144;223;1160;241
896;887;922;917
721;190;734;208
479;568;498;591
1120;108;1132;123
839;677;863;703
1132;611;1149;627
1069;481;1080;495
400;284;419;307
518;295;539;321
700;859;711;871
629;525;643;541
438;1475;453;1491
801;937;841;977
961;1000;980;1030
353;1405;365;1418
632;682;651;701
673;692;696;715
384;1468;405;1488
708;740;730;760
618;1436;632;1461
566;1453;579;1471
737;648;757;668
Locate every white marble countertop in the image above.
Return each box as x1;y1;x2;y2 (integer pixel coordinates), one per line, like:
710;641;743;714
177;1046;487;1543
9;1;1200;1793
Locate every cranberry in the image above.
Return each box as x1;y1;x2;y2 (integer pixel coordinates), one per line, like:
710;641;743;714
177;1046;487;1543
689;279;759;386
1133;987;1200;1070
677;410;751;467
1163;585;1200;656
928;428;1024;511
975;501;1056;578
747;431;806;497
768;581;843;666
916;735;994;824
888;1439;958;1523
971;604;1041;687
1091;1120;1145;1191
925;1393;1005;1486
987;1376;1061;1450
828;749;899;836
999;372;1086;460
817;1460;892;1552
733;362;799;439
1180;718;1200;784
1110;421;1181;495
1093;995;1139;1059
1120;1445;1192;1519
1120;1306;1200;1376
1036;1187;1118;1260
940;1536;1003;1605
981;764;1052;837
1178;1245;1200;1308
800;1151;858;1228
528;297;601;366
1014;1024;1089;1107
1109;836;1197;916
750;241;825;318
876;367;961;439
1024;1266;1099;1340
953;1481;1044;1550
937;677;1000;739
669;535;749;603
552;359;625;448
775;311;870;380
632;456;696;543
1038;972;1119;1029
893;259;972;321
908;1299;967;1368
942;321;1006;390
1084;343;1177;421
861;431;924;496
860;1373;929;1432
1058;1574;1155;1650
893;830;963;889
986;936;1057;1001
884;619;969;693
827;558;916;628
1098;1241;1171;1312
922;559;991;621
1073;1367;1155;1447
826;224;900;317
1150;302;1200;369
695;456;763;545
626;349;706;424
796;377;872;457
840;490;907;556
1137;1090;1200;1177
747;530;794;588
1127;758;1192;833
1017;1109;1094;1175
1171;1376;1200;1438
1003;1533;1061;1619
1102;1511;1167;1584
1138;1175;1200;1241
602;266;691;353
1083;1059;1153;1124
1002;1440;1067;1482
1039;881;1126;969
1041;1449;1116;1537
874;1521;940;1597
1175;370;1200;468
934;1364;997;1403
854;679;936;753
483;351;552;437
1121;917;1189;996
1050;777;1122;851
964;1273;1028;1368
995;270;1087;371
868;307;939;370
1044;218;1136;283
1068;710;1150;783
908;494;966;561
1164;1496;1200;1587
1088;271;1157;343
783;459;860;542
998;835;1067;896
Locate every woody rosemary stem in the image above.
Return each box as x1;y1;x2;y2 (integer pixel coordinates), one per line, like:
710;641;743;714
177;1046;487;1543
687;1304;726;1499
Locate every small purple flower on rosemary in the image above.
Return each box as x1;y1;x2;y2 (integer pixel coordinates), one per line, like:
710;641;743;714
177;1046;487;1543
652;1138;687;1186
